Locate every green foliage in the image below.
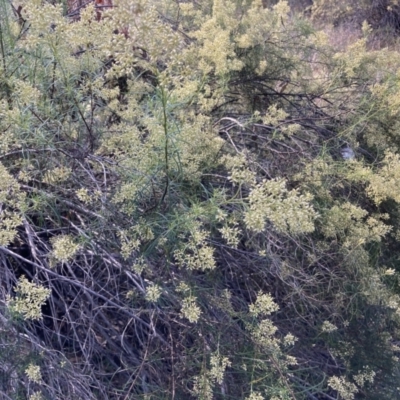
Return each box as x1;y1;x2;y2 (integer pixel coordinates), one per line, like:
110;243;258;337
1;0;400;399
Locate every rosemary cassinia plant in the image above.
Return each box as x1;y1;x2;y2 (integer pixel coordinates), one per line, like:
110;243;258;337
1;0;400;399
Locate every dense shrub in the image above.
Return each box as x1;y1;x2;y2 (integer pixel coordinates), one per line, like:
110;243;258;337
1;1;400;399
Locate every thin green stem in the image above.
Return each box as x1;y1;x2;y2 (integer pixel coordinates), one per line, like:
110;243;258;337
159;86;170;207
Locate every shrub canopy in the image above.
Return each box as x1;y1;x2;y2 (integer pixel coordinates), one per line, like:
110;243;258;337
1;1;400;399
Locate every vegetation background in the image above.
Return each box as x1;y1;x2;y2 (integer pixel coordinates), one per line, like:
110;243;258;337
2;0;400;399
